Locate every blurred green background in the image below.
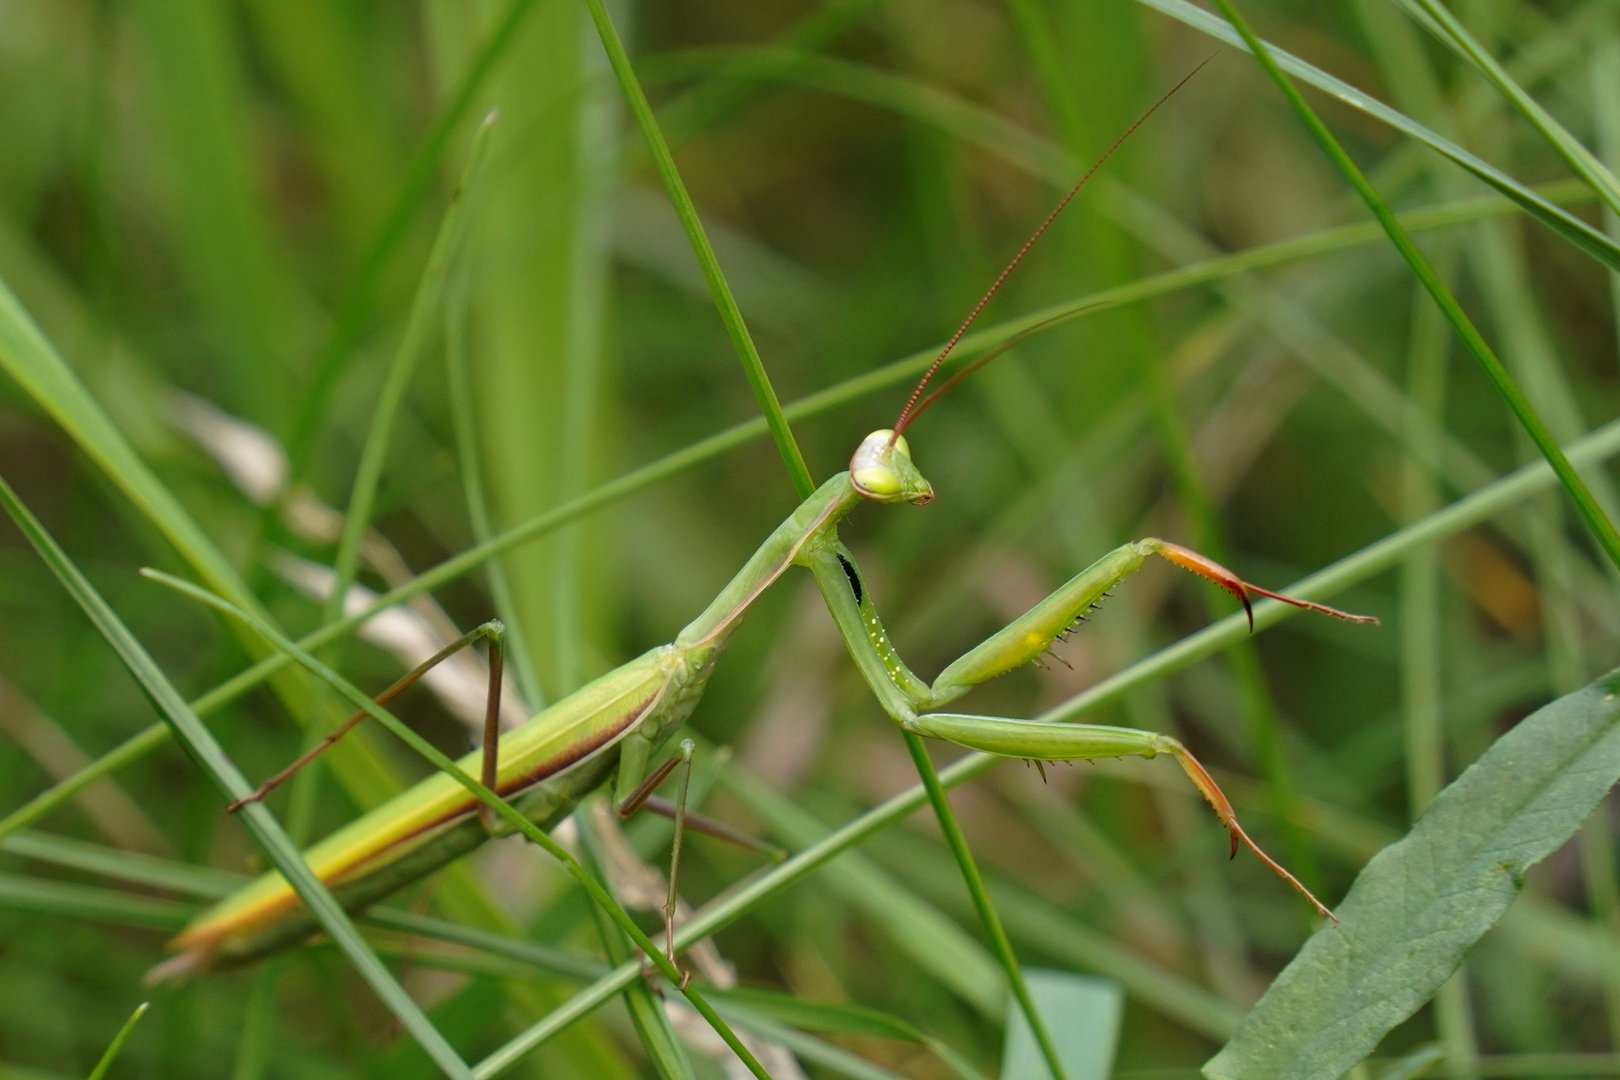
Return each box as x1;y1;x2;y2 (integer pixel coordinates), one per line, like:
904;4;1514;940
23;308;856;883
1;0;1618;1077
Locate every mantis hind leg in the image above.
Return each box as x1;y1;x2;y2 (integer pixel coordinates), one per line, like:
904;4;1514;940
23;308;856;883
904;713;1336;920
614;740;781;983
616;738;696;982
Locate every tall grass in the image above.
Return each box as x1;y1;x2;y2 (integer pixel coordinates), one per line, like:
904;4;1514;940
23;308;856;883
0;2;1617;1077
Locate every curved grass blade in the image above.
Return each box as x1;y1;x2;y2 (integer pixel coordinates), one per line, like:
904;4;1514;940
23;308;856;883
574;808;697;1080
0;268;413;820
1139;0;1620;274
0;870;190;931
1409;0;1620;216
285;0;541;475
0;474;473;1079
1204;667;1620;1080
325;110;496;626
88;1000;149;1080
581;0;811;498
712;987;987;1080
900;730;1068;1078
1208;0;1620;574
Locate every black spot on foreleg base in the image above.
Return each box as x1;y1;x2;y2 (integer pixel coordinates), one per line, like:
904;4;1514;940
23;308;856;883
836;554;863;605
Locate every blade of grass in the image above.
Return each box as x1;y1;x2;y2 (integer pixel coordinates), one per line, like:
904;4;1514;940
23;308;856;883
1209;0;1620;574
284;0;541;479
0;871;191;931
581;0;812;498
87;1001;148;1080
900;732;1069;1080
575;809;698;1080
324;111;495;634
0;262;416;825
126;0;302;428
1138;0;1620;274
1001;971;1122;1080
0;474;473;1079
469;1;618;701
1405;0;1620;216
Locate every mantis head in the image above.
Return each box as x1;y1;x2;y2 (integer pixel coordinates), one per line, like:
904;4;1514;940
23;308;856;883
849;430;933;505
861;65;1205;505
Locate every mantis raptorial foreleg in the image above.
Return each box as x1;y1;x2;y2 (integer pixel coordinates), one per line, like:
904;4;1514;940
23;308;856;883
808;537;1375;920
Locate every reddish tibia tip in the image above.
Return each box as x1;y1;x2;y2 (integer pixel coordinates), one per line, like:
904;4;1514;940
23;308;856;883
1174;743;1337;923
1227;817;1339;925
1152;540;1377;631
1242;583;1380;626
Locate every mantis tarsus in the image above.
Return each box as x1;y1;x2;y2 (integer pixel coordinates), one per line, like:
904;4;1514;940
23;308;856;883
157;72;1376;981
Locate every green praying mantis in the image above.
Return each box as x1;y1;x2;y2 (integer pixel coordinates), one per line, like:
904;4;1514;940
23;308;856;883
156;74;1376;981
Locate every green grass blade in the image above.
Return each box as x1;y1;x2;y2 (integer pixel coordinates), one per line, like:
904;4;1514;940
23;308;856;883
0;260;416;821
581;0;812;498
87;1001;148;1080
0;278;257;620
1139;0;1620;273
1204;667;1620;1079
446;277;543;708
0;476;473;1079
284;0;540;473
1408;0;1620;216
326;110;495;613
712;991;987;1080
126;0;302;428
1210;0;1620;573
574;810;697;1080
0;871;190;931
720;768;1003;1014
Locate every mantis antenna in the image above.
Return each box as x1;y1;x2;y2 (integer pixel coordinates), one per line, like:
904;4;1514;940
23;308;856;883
888;56;1214;442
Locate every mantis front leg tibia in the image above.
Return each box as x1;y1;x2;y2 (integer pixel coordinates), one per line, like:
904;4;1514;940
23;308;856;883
807;536;1375;921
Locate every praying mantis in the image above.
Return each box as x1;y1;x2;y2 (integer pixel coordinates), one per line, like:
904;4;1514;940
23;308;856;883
158;73;1375;981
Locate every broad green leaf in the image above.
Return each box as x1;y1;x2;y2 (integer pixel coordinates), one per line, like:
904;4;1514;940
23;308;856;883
1206;667;1620;1079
